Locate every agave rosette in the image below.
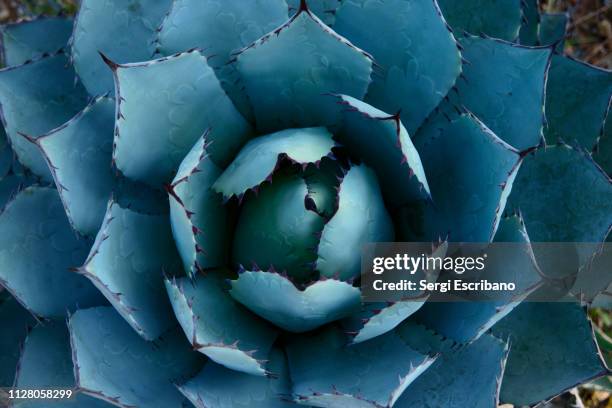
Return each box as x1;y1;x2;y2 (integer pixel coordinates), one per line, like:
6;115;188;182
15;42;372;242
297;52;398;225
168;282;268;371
0;0;611;407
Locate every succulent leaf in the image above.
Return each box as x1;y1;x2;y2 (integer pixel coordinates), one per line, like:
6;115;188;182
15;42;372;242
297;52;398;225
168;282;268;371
539;13;568;51
286;0;340;26
405;112;520;242
71;0;173;95
68;306;205;408
0;296;35;387
286;328;436;408
437;0;522;41
544;55;612;148
177;348;294;408
78;201;181;341
452;36;551;150
0;187;104;318
519;0;540;45
508;144;612;243
232;171;326;282
168;136;229;277
396;332;508;408
12;322;111;408
230;271;361;332
34;96;115;236
316;164;394;281
235;7;373;132
0;17;72;67
0;53;87;180
594;113;612;177
110;50;253;186
213;127;336;200
155;0;289;119
333;0;461;133
492;302;608;406
331;95;431;205
165;274;278;376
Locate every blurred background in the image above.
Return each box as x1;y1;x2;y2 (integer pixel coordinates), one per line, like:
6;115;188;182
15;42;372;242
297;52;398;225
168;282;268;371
0;0;610;407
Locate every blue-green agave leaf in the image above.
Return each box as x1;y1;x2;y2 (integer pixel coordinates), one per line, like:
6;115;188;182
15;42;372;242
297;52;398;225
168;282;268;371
11;322;111;408
0;173;33;210
0;17;72;67
71;0;173;96
286;0;341;26
342;299;427;345
331;95;430;204
415;215;543;343
540;13;568;51
333;0;461;133
177;349;293;408
0;187;103;318
0;296;35;387
68;306;205;408
155;0;288;119
508;144;612;243
235;5;373;132
519;0;540;45
230;271;361;332
168;135;228;277
454;36;551;150
545;55;612;148
396;332;509;408
286;328;436;407
213;127;335;200
32;96;115;237
594;111;612;177
492;302;608;406
165;274;278;377
406;112;521;242
316;164;394;281
108;50;253;186
77;201;181;341
232;172;325;282
437;0;522;41
0;53;87;180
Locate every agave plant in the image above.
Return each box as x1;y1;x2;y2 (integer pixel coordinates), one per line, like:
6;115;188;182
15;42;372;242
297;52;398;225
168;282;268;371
0;0;611;407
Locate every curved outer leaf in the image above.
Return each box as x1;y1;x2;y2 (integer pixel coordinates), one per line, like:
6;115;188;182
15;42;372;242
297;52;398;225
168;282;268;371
414;215;544;343
165;274;278;377
0;17;72;67
0;296;35;387
508;144;612;243
232;172;325;282
213;127;335;200
78;201;181;341
168;136;228;277
333;0;461;133
540;13;568;51
406;112;521;242
230;270;361;333
0;53;87;180
0;186;103;318
316;164;394;281
12;322;111;408
331;95;430;205
177;349;294;408
155;0;288;119
396;332;509;408
33;96;115;237
235;5;373;132
544;55;612;148
286;328;436;408
68;306;205;408
71;0;173;96
454;36;551;150
109;50;253;186
492;302;609;406
342;300;427;345
437;0;521;41
286;0;340;25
